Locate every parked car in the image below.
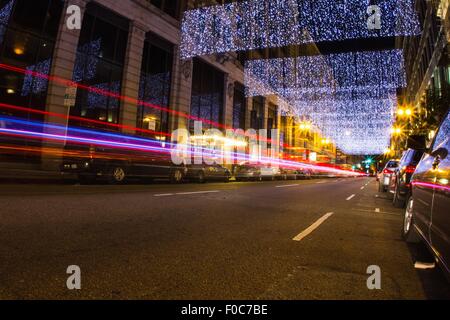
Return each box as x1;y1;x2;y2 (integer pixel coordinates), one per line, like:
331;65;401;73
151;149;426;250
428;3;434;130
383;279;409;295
185;163;231;183
296;167;313;180
259;164;281;181
389;148;424;207
280;167;298;180
234;163;262;182
378;160;399;192
403;110;449;281
61;144;186;184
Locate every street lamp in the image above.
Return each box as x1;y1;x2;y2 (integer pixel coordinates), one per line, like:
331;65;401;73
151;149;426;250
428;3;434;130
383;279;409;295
299;122;312;131
390;127;402;135
397;107;413;118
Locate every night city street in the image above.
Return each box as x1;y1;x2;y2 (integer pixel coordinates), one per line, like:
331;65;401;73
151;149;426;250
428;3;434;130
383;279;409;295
1;177;450;300
1;0;450;311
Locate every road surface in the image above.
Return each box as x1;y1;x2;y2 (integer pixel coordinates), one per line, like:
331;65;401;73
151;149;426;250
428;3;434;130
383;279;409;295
0;177;449;299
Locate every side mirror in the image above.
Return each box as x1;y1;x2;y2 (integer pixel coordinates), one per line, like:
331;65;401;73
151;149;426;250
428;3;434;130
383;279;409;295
431;147;448;170
431;147;448;159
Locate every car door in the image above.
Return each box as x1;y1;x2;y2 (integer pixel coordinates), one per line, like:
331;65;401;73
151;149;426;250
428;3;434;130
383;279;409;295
429;112;450;272
391;152;407;192
412;152;437;239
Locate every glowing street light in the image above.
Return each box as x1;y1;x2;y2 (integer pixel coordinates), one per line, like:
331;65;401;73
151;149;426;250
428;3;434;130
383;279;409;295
397;107;413;117
390;127;402;135
299;122;312;131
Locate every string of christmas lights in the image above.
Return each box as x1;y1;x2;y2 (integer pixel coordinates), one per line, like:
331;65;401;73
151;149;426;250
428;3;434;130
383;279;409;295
244;50;406;97
0;0;15;45
181;0;421;58
297;97;396;154
243;49;405;154
292;96;397;154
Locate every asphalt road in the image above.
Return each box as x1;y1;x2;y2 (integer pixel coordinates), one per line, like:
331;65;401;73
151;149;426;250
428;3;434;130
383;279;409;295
1;177;449;299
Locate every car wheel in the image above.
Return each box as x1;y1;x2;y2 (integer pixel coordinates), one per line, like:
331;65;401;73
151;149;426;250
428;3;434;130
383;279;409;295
402;196;421;243
108;166;126;184
392;184;405;208
170;168;184;184
223;175;230;183
197;171;206;184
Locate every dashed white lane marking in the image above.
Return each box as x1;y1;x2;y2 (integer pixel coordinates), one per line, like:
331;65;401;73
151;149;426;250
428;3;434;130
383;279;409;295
293;212;334;242
346;194;356;201
292;212;334;241
176;191;220;195
276;184;299;188
316;181;327;184
414;262;435;270
375;208;380;213
154;191;220;197
360;186;365;190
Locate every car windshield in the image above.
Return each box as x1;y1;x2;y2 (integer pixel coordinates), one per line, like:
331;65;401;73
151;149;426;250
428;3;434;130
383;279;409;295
386;161;399;168
411;150;424;163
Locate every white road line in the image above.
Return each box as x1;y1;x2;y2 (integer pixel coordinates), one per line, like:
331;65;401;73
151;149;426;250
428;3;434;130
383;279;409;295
316;181;327;184
176;191;220;195
375;208;380;213
360;186;365;190
276;184;299;188
293;212;334;242
346;194;356;201
154;193;174;197
414;262;435;270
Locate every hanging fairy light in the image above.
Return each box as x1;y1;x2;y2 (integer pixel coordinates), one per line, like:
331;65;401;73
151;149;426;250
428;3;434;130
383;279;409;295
181;0;421;59
292;97;397;154
244;50;406;97
242;48;406;155
0;0;15;45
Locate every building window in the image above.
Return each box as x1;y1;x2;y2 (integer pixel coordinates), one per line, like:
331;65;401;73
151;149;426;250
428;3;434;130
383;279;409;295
267;103;277;139
190;58;224;131
232;82;246;129
149;0;182;19
137;33;173;137
0;0;63;119
71;3;129;128
251;96;264;130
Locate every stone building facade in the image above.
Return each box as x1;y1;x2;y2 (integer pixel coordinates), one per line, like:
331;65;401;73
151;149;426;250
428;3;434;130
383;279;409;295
0;0;336;169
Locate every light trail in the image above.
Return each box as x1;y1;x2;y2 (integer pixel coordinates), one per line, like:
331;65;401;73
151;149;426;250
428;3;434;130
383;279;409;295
0;117;361;177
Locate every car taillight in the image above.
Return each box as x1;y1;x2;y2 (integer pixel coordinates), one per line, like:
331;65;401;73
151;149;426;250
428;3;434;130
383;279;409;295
383;169;392;174
405;165;416;174
89;146;95;159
